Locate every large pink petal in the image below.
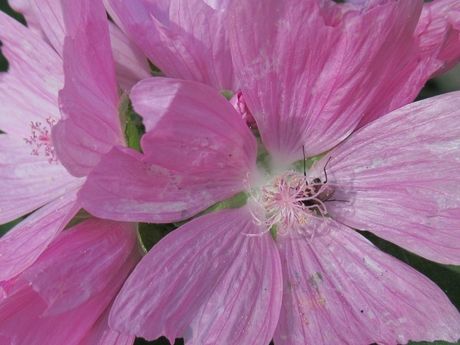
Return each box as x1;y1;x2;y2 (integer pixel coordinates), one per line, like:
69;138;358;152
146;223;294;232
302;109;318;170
108;21;151;91
8;0;43;38
415;0;460;78
0;218;140;344
105;0;236;91
53;0;124;177
0;188;80;281
326;91;460;264
22;219;140;314
0;11;63;138
228;0;432;166
133;78;257;162
0;135;83;224
28;0;65;56
274;218;460;345
80;78;257;223
80;306;135;345
110;207;282;344
358;0;460;126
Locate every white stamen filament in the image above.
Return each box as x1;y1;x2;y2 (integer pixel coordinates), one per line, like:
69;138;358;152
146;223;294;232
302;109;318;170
249;170;332;237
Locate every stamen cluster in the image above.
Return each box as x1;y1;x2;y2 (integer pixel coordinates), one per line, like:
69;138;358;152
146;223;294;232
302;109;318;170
24;117;58;164
255;170;330;236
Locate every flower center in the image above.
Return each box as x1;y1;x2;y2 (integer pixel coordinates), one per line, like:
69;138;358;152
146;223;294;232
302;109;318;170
252;170;335;237
24;117;58;164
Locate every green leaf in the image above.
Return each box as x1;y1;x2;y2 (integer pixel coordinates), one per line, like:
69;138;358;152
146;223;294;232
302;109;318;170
0;217;24;237
119;93;145;152
408;340;460;345
220;90;234;100
137;222;177;253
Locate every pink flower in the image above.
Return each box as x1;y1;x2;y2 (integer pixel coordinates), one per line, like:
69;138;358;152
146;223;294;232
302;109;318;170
8;0;150;91
0;0;144;339
83;78;460;344
0;217;141;344
0;7;82;281
104;0;238;91
79;1;460;343
0;0;147;280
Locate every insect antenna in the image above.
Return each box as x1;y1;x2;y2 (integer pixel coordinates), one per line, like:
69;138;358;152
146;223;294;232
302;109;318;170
323;156;332;184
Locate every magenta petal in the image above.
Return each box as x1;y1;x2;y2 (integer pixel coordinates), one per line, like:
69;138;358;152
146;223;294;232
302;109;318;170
0;188;80;281
108;22;150;91
228;0;434;165
80;306;135;345
110;208;282;344
0;11;62;137
0;135;83;223
328;91;460;264
81;79;257;223
53;0;124;177
0;218;140;344
22;219;139;315
274;218;460;345
105;0;236;90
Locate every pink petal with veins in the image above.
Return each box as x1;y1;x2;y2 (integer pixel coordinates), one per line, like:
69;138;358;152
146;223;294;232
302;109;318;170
28;0;66;56
229;0;424;165
415;0;460;78
105;0;236;90
274;217;460;345
108;22;151;91
8;0;43;38
0;11;62;137
53;0;124;177
80;306;135;345
229;0;460;165
0;188;80;281
110;207;282;345
327;91;460;264
0;218;140;344
81;78;257;222
0;135;83;224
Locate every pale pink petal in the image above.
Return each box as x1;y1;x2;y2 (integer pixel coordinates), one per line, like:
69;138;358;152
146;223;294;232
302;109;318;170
327;91;460;264
132;78;256;158
358;0;460;126
53;0;124;177
0;11;63;137
110;208;282;344
28;0;65;56
108;21;151;91
228;0;436;166
0;218;140;344
202;0;229;10
105;0;236;90
80;78;257;223
274;218;460;345
0;135;83;224
8;0;43;38
415;0;460;77
0;188;80;281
